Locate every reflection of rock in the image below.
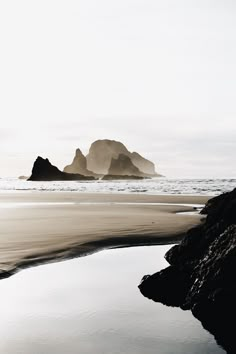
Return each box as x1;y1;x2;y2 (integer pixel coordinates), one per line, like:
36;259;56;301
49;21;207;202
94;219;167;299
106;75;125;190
108;154;143;176
86;139;160;176
64;148;97;177
28;157;96;181
139;188;236;353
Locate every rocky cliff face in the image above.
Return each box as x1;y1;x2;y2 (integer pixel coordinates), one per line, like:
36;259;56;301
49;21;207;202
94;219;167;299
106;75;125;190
63;148;96;176
138;188;236;353
86;139;159;176
28;157;96;181
86;139;130;174
130;152;156;175
107;154;143;176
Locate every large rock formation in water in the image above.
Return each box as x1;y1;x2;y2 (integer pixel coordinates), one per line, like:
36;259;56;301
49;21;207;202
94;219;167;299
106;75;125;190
28;157;96;181
130;151;156;175
139;188;236;353
86;139;129;175
63;148;97;177
28;140;161;181
107;154;144;177
86;139;159;176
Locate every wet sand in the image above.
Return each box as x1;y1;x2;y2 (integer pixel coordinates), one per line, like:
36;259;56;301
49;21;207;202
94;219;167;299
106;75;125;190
0;192;210;278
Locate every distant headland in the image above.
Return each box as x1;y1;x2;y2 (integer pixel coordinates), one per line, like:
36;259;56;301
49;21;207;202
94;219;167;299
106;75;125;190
28;139;162;181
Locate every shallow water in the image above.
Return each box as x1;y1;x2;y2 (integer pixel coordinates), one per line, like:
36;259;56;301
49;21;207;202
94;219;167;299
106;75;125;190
0;246;224;354
0;177;235;195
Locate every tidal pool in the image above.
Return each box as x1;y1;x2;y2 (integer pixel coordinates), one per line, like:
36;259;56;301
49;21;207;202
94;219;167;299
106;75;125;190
0;245;224;354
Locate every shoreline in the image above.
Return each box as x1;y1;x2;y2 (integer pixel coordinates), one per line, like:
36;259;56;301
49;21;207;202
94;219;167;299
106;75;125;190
0;191;210;279
0;235;184;281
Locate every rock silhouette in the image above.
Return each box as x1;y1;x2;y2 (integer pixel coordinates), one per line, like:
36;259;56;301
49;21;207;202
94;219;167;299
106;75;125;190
85;139;160;176
30;140;161;180
86;139;130;175
139;188;236;353
130;151;156;175
28;157;96;181
107;154;144;176
64;148;97;177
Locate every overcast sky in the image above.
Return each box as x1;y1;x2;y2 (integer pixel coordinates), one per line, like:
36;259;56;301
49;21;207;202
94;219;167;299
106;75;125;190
0;0;236;178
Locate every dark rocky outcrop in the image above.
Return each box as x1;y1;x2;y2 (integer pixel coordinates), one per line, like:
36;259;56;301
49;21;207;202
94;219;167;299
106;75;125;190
28;157;96;181
63;148;97;177
139;188;236;353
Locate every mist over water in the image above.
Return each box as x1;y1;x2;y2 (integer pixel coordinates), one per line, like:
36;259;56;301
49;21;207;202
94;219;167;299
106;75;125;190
0;177;235;195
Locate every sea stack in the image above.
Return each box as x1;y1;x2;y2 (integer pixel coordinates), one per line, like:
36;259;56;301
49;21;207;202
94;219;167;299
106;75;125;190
86;139;130;175
107;154;144;176
28;156;96;181
64;148;96;177
84;139;161;177
130;151;156;175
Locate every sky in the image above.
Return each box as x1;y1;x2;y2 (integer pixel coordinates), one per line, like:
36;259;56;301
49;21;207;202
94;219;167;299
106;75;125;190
0;0;236;178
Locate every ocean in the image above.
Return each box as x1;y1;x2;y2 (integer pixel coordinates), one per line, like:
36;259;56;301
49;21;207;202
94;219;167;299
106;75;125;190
0;177;235;195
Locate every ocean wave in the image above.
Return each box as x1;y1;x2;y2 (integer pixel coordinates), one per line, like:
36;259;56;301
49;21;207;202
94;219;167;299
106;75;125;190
0;177;235;196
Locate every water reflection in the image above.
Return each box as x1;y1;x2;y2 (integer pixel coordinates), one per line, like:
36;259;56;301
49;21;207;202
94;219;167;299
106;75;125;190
0;246;224;354
139;265;233;353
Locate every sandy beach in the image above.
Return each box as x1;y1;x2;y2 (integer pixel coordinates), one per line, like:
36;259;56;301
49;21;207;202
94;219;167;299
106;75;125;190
0;192;210;278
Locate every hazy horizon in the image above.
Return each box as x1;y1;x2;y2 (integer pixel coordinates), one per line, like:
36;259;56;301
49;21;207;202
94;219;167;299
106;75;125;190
1;1;236;178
